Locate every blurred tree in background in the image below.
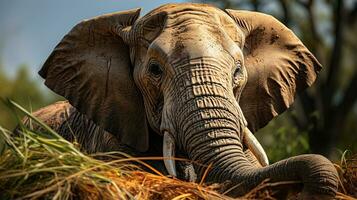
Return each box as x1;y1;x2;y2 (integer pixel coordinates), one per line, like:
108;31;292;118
199;0;357;161
0;61;61;130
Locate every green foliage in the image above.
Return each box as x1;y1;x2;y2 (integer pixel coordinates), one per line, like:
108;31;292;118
0;64;61;130
256;112;310;163
266;127;309;163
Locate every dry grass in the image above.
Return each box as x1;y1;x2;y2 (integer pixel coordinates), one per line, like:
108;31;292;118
0;99;356;200
334;151;357;200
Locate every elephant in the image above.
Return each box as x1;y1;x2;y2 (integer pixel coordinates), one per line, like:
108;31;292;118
23;3;339;198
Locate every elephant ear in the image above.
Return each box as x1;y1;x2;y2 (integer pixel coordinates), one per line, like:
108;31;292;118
226;10;322;132
39;9;150;152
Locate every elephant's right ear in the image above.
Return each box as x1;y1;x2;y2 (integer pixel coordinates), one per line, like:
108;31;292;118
39;9;150;152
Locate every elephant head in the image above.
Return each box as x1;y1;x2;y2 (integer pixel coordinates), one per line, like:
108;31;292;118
39;3;338;198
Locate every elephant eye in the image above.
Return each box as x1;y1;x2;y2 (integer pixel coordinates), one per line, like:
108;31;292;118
233;62;242;84
148;62;163;77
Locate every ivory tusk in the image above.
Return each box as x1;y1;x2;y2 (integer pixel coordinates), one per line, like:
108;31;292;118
163;131;177;177
243;127;269;167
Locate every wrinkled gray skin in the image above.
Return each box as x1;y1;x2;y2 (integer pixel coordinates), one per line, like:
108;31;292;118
23;3;338;198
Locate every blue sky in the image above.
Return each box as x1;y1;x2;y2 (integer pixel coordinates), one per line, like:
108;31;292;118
0;0;185;78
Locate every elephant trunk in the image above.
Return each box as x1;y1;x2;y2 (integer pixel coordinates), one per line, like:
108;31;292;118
174;92;338;197
181;106;338;197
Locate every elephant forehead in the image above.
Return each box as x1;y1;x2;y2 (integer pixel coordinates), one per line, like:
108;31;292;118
145;3;221;19
139;3;245;69
165;9;220;27
138;3;243;45
160;4;238;31
154;27;242;68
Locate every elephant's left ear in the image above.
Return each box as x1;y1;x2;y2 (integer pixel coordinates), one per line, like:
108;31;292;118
226;9;322;132
39;9;150;152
